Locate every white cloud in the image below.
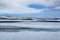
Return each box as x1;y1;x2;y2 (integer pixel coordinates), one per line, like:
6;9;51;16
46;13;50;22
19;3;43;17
35;0;60;6
0;0;44;14
54;7;60;9
0;0;60;14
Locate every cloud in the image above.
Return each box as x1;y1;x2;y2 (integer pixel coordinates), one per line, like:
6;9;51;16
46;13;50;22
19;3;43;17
28;0;60;9
0;0;60;14
54;7;60;9
0;0;44;14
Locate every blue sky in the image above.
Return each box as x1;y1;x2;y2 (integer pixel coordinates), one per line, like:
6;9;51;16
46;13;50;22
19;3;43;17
0;0;60;17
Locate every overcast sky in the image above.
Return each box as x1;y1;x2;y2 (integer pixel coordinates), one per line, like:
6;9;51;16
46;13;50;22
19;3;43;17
0;0;60;17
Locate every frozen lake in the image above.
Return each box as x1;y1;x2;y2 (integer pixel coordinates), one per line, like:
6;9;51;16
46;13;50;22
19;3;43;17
0;22;60;40
0;22;60;28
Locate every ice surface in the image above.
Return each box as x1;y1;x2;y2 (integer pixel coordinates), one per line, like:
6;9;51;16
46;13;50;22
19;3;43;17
0;32;60;40
0;22;60;40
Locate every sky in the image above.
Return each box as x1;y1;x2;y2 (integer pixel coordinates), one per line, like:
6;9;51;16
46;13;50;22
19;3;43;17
0;0;60;17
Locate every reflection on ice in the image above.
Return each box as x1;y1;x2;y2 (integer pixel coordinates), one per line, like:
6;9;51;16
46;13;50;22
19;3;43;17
0;27;60;32
0;22;60;32
0;22;60;28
